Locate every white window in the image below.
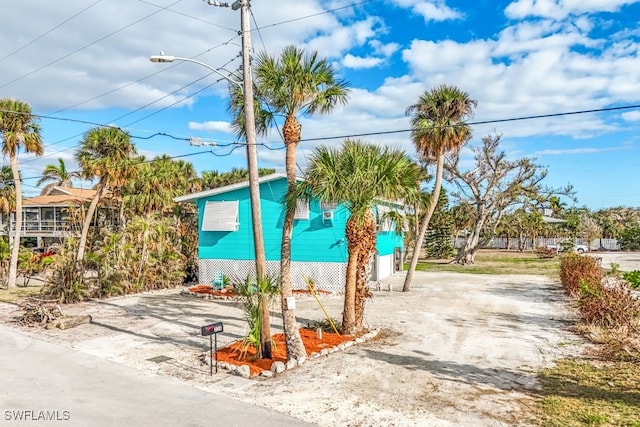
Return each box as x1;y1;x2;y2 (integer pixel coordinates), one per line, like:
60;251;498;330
294;199;310;220
202;200;239;231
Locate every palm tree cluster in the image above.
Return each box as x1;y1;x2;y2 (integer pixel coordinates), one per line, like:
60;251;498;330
0;44;480;362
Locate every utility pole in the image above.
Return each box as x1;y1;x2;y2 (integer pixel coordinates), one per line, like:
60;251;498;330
207;0;271;359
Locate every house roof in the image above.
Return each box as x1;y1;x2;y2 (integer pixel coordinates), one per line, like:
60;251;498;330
542;215;567;225
24;186;97;207
174;173;290;203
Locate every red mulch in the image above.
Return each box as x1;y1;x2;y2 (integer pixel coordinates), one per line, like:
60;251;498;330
187;285;332;298
215;328;352;376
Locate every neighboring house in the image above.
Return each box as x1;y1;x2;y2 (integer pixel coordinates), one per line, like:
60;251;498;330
3;186;98;248
174;173;405;293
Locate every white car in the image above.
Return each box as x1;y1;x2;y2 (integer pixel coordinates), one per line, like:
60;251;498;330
546;242;589;254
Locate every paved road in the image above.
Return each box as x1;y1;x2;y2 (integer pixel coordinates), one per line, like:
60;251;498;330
0;324;311;427
593;251;640;272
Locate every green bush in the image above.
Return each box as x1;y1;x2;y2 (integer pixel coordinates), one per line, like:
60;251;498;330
618;223;640;251
623;270;640;289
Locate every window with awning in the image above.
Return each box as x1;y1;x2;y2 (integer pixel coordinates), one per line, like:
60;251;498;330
294;199;310;220
201;200;239;231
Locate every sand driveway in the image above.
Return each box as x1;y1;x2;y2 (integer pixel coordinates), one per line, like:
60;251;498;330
0;271;581;426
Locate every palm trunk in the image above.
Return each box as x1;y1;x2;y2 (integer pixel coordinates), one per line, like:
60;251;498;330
7;155;22;290
342;243;359;335
279;115;306;360
77;183;106;263
402;153;445;292
354;212;376;330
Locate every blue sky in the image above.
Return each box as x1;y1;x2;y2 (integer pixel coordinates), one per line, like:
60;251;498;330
1;0;639;209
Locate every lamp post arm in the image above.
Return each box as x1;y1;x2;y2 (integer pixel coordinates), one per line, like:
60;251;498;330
149;55;242;90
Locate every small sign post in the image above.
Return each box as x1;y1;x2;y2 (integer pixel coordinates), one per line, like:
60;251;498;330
201;322;223;375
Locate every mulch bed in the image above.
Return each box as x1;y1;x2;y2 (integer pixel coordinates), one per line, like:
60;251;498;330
216;328;352;376
185;285;332;299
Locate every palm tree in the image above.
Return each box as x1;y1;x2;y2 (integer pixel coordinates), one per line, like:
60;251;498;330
301;139;422;334
36;158;79;194
0;99;43;289
0;165;16;215
402;85;476;292
229;45;350;359
124;155;200;216
75;127;137;263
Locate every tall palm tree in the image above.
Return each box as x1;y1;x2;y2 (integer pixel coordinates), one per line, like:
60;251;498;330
0;165;16;215
75;127;137;263
36;158;79;194
0;99;43;289
229;45;350;359
301;139;422;334
402;85;476;292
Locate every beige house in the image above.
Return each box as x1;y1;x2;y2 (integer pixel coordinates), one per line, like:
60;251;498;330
3;186;98;248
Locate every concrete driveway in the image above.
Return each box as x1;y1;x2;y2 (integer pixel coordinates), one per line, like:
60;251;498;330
0;324;310;427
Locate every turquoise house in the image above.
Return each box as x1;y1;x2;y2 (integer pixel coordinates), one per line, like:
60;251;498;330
174;173;404;292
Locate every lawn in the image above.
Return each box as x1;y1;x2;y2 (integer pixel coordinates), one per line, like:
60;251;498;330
0;284;44;303
413;249;560;276
536;359;640;427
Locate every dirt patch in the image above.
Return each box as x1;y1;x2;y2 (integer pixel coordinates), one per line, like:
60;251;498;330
0;272;585;426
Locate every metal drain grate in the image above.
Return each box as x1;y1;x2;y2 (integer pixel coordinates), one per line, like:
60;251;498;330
147;355;173;363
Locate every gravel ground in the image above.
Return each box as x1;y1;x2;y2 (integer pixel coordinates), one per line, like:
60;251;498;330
0;271;584;426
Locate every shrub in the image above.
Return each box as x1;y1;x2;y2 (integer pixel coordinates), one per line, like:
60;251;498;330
622;270;640;289
559;254;603;297
535;246;556;259
578;279;640;329
618;223;640;251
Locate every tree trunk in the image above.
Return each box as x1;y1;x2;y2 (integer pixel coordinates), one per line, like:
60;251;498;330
279;114;306;360
454;214;486;265
354;211;376;331
7;155;22;290
77;184;106;263
342;243;359;335
403;153;445;292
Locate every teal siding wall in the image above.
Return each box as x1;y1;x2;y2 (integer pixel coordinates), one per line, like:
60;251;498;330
376;231;404;256
197;178;348;263
195;176;404;263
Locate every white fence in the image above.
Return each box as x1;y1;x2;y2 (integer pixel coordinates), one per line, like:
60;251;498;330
453;237;621;251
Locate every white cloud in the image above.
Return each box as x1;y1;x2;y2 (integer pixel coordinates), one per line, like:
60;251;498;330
343;54;383;69
189;121;233;133
533;143;632;156
391;0;462;22
505;0;640;20
369;40;401;57
621;111;640;121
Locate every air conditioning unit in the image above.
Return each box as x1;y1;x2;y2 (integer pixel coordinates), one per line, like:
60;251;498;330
322;210;334;224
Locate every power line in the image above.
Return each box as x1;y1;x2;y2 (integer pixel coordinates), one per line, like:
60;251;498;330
291;103;640;143
0;0;104;64
254;0;376;31
0;0;185;90
135;0;237;32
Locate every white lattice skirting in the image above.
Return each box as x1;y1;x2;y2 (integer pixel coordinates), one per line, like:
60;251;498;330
199;259;347;294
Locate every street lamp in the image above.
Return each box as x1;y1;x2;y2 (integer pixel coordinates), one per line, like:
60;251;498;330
149;55;241;91
150;52;268;282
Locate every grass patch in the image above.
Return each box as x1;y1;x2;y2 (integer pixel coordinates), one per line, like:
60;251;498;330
0;285;43;303
536;359;640;427
413;250;560;276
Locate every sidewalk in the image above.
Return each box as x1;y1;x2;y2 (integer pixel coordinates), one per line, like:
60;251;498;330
0;324;312;427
